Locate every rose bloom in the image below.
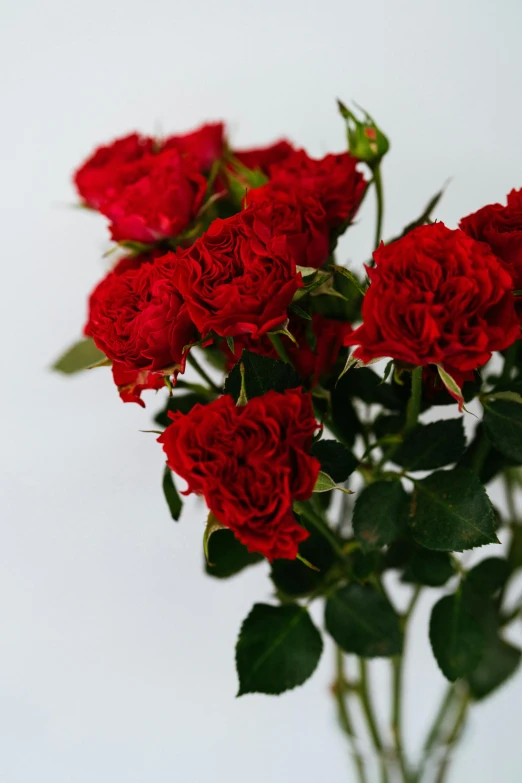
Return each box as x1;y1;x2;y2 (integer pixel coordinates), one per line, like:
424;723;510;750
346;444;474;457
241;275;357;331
158;389;320;560
172;208;303;339
74;123;224;210
85;252;197;381
163;122;225;171
73;132;155;209
222;313;352;386
245;181;330;268
99;149;207;244
233;139;296;174
269;149;366;231
460;189;522;290
345;223;520;381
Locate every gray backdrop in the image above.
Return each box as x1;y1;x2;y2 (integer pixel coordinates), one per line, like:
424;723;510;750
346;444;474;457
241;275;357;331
2;0;522;780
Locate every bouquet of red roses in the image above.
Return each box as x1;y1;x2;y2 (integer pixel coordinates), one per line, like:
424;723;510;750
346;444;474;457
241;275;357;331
55;102;522;781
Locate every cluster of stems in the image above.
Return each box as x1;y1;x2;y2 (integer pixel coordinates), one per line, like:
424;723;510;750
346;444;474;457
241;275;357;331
183;171;520;783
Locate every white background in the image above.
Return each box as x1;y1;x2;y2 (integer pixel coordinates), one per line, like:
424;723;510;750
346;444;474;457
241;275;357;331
2;0;522;780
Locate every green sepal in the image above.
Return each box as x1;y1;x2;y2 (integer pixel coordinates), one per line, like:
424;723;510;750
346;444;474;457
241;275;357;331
203;512;226;565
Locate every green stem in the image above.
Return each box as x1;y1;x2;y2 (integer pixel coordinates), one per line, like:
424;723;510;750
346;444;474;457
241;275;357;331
334;648;367;783
391;586;420;783
357;659;390;783
504;471;519;524
405;367;423;432
293;501;346;559
434;689;470;783
414;684;457;782
187;352;220;393
373;164;384;251
392;656;410;781
376;367;423;473
405;584;422;623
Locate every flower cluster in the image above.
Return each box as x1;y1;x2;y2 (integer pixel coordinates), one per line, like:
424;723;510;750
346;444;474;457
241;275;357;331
57;103;522;773
61;110;521;572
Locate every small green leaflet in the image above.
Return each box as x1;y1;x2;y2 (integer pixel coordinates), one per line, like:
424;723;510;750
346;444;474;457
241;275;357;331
313;471;353;494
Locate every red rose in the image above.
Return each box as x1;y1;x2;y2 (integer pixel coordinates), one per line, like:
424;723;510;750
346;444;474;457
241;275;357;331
233;139;295;174
99;149;207;244
345;223;520;379
245;182;330;269
85;252;197;375
222;313;351;386
163;122;225;171
157;389;320;560
269;150;366;231
172;209;303;339
73;132;154;209
460;189;522;290
111;362;166;407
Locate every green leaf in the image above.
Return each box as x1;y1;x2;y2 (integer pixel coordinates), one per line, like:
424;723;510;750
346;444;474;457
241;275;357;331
154;392;211;428
468;634;521;700
313;471;353;494
429;590;485;681
483;400;522;462
162;466;182;521
342;367;404;410
224;351;300;402
392;419;466;471
374;413;404;440
325;583;402;657
205;529;263;579
401;549;455;587
458;425;516;484
236;603;323;695
353;481;408;552
271;529;335;597
329;378;361;448
310;440;357;483
465;557;509;596
52;338;106;374
352;549;380;581
485;390;522;404
409;468;498;552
